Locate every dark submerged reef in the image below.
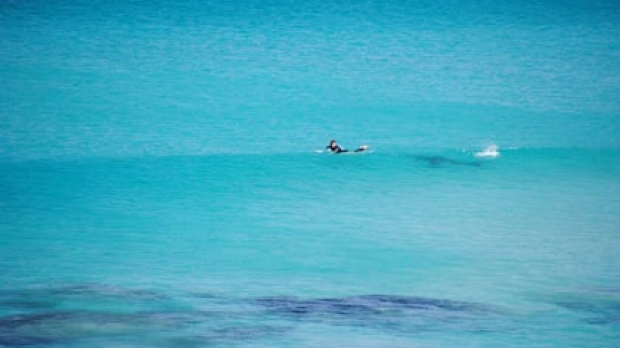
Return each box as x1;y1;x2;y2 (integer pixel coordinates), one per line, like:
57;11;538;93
0;284;503;347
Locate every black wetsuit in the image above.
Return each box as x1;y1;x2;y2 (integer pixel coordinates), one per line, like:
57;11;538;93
326;144;366;153
326;145;347;153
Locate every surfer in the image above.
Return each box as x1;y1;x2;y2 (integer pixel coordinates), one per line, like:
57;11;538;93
326;139;346;153
326;140;368;153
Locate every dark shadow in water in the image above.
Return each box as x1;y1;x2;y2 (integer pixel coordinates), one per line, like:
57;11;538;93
555;300;620;326
552;289;620;326
414;155;483;168
0;284;167;311
0;335;56;347
252;294;493;317
0;285;503;346
0;307;287;347
0;312;73;329
250;295;503;334
0;310;252;347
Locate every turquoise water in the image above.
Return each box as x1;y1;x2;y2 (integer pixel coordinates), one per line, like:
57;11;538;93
2;0;620;347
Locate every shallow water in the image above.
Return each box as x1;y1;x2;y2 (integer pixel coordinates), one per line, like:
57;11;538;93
1;150;620;346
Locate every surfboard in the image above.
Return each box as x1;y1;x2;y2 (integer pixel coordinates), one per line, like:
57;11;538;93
318;145;370;154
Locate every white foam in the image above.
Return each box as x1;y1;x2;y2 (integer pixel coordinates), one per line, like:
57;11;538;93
475;144;500;158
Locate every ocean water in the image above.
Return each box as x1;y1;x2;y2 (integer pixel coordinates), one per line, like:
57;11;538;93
2;0;620;347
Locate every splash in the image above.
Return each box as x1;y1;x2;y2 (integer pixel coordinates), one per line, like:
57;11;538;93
475;144;500;158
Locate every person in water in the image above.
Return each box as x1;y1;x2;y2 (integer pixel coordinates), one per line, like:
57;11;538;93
326;139;345;153
326;140;368;153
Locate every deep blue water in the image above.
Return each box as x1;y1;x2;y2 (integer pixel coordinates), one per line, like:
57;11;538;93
1;0;620;347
